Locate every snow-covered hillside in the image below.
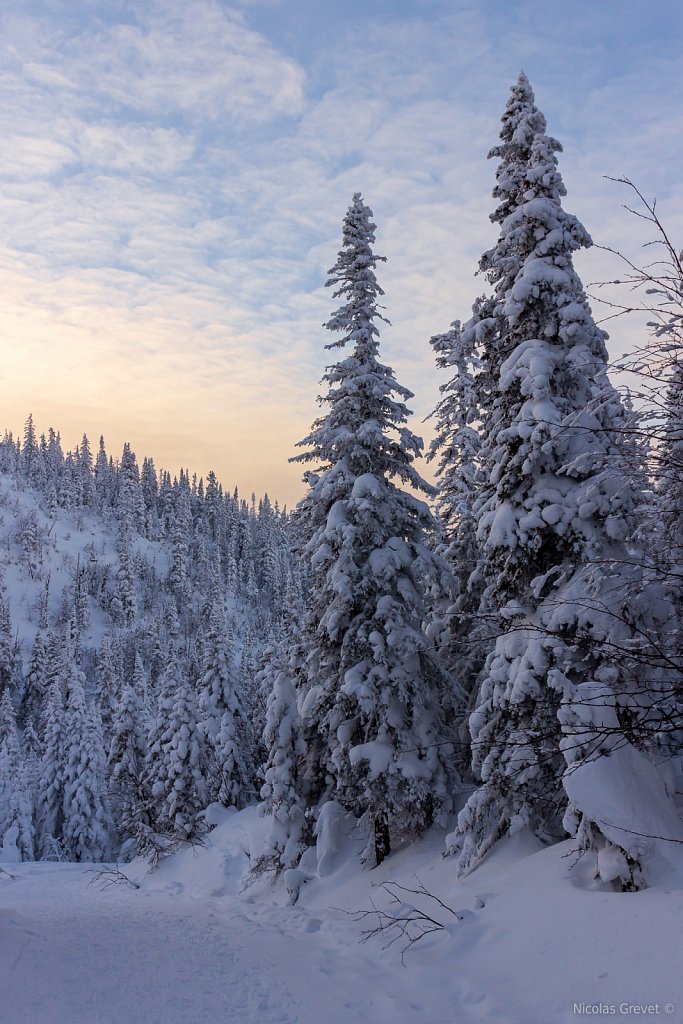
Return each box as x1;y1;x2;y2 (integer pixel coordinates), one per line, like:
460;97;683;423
0;428;296;863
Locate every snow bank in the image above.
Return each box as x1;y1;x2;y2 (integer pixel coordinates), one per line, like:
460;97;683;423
563;743;683;877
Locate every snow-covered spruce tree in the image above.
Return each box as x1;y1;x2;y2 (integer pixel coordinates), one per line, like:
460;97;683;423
108;679;148;848
426;316;492;768
0;688;34;860
96;634;122;741
22;413;43;488
94;435;114;507
19;631;47;732
169;490;192;600
21;718;41;855
117;442;145;534
76;433;94;508
255;623;307;873
62;664;110;862
251;627;281;748
141;456;159;535
0;764;34;862
292;194;457;866
111;530;138;628
198;600;253;808
37;676;68;857
18;508;42;575
131;650;153;720
0;598;18;699
441;73;679;888
143;654;208;842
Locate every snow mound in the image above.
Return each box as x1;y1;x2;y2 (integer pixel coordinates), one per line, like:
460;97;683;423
563;744;683;881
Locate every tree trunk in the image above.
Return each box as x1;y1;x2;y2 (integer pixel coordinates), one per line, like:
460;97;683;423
374;813;390;866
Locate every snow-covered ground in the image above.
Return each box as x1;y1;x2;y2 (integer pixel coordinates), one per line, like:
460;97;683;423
2;808;682;1024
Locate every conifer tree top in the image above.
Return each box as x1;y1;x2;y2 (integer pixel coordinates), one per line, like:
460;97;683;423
488;71;565;229
293;193;428;494
323;192;388;353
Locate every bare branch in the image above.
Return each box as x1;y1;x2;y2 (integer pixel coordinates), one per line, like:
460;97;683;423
344;877;462;964
86;866;141;890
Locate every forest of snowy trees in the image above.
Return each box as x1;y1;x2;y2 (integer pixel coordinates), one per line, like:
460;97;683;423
0;423;298;863
1;72;682;894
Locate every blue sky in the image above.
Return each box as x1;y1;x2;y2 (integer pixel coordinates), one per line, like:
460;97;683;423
1;0;682;503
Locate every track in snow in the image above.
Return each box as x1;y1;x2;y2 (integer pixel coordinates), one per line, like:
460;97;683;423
0;861;464;1024
0;864;305;1024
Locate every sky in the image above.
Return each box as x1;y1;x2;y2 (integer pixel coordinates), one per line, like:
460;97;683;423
1;0;682;506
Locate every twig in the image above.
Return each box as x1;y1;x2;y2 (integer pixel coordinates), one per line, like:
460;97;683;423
86;866;141;890
345;875;460;964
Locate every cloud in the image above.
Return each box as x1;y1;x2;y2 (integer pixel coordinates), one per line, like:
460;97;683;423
75;124;196;175
1;1;305;123
0;1;681;504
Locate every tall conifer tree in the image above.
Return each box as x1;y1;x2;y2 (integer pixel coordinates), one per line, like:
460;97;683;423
443;74;677;887
292;194;456;865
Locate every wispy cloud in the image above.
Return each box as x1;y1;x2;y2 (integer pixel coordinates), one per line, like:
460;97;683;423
3;1;305;120
0;0;681;502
